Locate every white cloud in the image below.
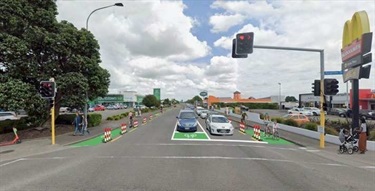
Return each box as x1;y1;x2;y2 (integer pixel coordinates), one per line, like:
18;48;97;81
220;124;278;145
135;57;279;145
211;0;375;98
209;13;246;33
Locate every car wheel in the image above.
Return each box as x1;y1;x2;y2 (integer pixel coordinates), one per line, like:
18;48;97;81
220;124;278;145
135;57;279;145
339;114;345;118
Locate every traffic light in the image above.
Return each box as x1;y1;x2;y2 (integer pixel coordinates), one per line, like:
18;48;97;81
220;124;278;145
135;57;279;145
39;81;55;98
232;39;247;58
235;32;254;55
312;80;320;96
324;78;339;95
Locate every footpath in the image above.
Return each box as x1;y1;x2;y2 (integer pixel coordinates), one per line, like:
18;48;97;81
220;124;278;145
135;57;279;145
0;109;168;162
219;110;375;167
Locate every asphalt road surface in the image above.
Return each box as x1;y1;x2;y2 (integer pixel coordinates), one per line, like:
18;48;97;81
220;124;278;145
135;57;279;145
1;106;374;191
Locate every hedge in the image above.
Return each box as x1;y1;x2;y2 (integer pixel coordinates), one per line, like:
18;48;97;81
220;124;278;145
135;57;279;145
55;113;102;128
0;117;32;134
217;102;278;109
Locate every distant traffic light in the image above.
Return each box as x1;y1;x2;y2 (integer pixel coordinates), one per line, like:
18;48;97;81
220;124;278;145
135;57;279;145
312;80;321;96
235;32;254;55
324;78;339;95
39;81;55;98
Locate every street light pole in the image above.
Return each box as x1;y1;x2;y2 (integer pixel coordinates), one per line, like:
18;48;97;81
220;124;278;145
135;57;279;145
278;82;281;110
84;3;123;121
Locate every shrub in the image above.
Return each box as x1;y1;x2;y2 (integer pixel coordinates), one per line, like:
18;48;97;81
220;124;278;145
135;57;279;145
107;116;113;120
304;122;318;131
88;113;102;127
369;130;375;141
121;112;128;117
141;108;150;113
259;113;264;120
0;117;31;134
114;116;120;120
271;117;284;124
283;118;299;127
325;127;338;136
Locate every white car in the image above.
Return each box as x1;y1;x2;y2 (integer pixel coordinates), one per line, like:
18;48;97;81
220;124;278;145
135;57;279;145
303;107;321;116
0;111;20;121
287;107;313;116
200;110;208;119
205;114;234;135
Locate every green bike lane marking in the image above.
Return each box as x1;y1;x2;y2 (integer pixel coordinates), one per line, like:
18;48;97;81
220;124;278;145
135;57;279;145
71;128;124;147
244;129;292;145
173;132;209;140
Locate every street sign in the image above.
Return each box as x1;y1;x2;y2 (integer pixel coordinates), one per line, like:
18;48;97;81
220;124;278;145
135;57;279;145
324;71;343;75
343;66;361;82
200;91;207;97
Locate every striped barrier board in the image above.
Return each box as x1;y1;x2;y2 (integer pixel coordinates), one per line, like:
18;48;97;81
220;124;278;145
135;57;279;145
143;117;147;124
252;125;261;141
103;128;112;143
134;120;139;128
239;123;246;134
120;123;127;135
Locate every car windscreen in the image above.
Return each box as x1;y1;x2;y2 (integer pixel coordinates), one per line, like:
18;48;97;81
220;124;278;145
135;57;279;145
211;116;228;123
179;112;195;119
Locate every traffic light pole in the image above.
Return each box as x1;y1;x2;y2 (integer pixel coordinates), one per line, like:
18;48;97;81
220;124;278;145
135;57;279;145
253;45;326;148
51;99;55;145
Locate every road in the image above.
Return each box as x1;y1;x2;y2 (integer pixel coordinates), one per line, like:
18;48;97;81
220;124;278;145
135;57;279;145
1;106;374;191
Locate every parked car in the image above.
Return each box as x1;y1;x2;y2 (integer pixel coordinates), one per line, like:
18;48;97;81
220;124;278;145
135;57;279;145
328;108;347;117
205;114;233;135
88;107;95;112
282;114;310;126
359;110;375;120
176;110;198;132
0;111;20;121
303;107;320;116
106;105;116;110
59;107;70;113
288;107;313;116
94;105;105;111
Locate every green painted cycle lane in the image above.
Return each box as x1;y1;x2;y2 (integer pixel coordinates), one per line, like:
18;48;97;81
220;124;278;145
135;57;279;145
173;132;209;140
244;129;292;145
72;128;123;147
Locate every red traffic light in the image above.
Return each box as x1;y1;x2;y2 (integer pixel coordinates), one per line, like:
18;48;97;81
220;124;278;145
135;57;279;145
239;35;244;40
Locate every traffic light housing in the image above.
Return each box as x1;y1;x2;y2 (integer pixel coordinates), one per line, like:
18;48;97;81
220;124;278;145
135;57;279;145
324;78;339;95
39;81;55;98
312;80;320;96
232;39;247;58
236;32;254;55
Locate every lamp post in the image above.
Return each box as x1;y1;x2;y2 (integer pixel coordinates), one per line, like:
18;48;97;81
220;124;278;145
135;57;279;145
278;82;281;110
84;3;123;121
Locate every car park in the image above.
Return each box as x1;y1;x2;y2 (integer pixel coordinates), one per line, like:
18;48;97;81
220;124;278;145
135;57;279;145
205;114;233;135
176;110;198;132
288;107;313;116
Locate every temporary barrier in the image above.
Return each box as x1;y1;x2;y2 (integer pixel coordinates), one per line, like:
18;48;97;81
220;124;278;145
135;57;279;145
252;125;261;141
149;115;153;121
120;123;127;135
103;128;112;143
143;117;147;124
134;120;139;128
239;122;246;134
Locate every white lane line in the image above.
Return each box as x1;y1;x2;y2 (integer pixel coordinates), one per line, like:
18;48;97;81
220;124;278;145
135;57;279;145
0;158;24;168
171;121;178;140
360;166;375;169
306;150;320;152
171;138;267;144
197;121;211;140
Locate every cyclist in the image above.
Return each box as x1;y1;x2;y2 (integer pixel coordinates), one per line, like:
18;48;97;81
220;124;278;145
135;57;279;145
272;119;279;139
241;112;248;124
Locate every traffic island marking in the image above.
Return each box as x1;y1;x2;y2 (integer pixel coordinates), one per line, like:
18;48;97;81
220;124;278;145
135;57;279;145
244;129;292;145
173;132;209;140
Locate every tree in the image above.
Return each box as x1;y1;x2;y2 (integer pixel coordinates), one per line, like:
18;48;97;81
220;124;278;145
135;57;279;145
162;98;170;106
0;0;110;123
142;95;160;108
186;95;203;104
285;96;298;102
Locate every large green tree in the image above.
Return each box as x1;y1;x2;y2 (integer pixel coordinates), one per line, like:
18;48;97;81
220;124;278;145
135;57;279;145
285;96;298;102
0;0;110;124
142;95;160;108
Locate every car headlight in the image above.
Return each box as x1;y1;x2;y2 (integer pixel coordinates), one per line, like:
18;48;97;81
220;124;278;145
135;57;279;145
177;121;181;126
194;121;198;126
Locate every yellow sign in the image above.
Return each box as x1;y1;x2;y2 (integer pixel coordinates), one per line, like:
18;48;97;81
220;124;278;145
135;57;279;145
341;11;371;62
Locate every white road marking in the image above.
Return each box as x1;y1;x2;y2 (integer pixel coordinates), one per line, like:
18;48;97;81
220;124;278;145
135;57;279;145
171;138;268;144
197;121;211;140
306;150;320;152
171;121;178;140
0;158;24;167
360;166;375;169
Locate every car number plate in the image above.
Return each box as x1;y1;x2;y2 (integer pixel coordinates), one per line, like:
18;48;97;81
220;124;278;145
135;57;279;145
185;127;189;130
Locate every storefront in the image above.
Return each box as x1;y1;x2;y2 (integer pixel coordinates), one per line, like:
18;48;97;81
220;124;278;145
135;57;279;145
90;94;124;106
351;89;375;110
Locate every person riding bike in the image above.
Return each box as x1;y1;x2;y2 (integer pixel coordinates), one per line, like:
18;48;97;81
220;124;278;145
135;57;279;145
241;112;248;124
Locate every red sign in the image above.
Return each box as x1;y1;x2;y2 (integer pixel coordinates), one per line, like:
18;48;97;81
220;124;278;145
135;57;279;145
341;39;362;62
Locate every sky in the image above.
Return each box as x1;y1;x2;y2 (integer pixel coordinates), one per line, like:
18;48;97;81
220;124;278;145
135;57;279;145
55;0;375;101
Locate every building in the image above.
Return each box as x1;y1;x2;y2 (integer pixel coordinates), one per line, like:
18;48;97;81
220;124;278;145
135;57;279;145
299;89;375;110
208;91;272;106
90;90;145;108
